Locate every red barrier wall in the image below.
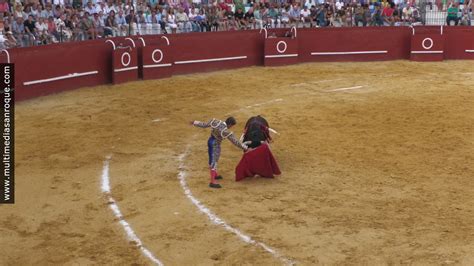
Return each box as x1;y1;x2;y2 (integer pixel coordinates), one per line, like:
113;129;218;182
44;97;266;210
410;34;445;61
298;27;412;62
112;47;139;84
153;31;264;75
444;27;474;60
264;37;299;66
4;39;112;100
1;26;471;101
142;44;174;80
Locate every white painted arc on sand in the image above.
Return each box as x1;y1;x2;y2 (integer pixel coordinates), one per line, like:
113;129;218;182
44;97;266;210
328;85;364;92
101;156;164;266
177;146;294;266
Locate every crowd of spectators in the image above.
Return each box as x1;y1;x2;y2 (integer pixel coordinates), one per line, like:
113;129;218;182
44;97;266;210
0;0;472;48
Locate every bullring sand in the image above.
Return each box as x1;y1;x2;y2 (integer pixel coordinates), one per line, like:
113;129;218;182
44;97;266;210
1;60;473;265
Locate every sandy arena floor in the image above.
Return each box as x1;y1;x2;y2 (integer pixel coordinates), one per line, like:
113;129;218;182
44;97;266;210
1;61;473;265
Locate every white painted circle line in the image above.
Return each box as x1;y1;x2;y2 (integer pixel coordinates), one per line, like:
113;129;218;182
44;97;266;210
328;85;364;92
177;145;294;265
121;52;131;67
422;38;434;50
276;41;287;54
101;156;164;266
225;98;283;115
152;49;164;64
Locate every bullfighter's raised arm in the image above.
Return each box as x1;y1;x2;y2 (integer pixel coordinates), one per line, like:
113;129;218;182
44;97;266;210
192;119;212;128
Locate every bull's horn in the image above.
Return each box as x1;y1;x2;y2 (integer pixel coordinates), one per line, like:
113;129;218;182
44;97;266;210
269;128;279;135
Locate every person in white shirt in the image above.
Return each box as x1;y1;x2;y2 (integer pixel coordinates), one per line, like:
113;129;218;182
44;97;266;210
280;6;290;27
167;8;178;33
84;1;97;15
29;4;40;18
53;0;65;7
188;8;201;32
300;6;311;27
35;17;51;44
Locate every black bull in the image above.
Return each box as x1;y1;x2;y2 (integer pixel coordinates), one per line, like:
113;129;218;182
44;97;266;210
243;116;271;145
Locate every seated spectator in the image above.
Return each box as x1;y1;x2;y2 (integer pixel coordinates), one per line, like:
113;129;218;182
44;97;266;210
24;15;37;46
4;31;18;48
115;10;128;36
392;4;402;25
372;4;384;26
326;5;335;26
145;10;159;34
196;9;209;32
70;14;84;41
446;3;459;25
57;14;72;41
80;12;97;39
354;3;366;26
227;10;239;31
335;6;347;26
300;5;312;27
266;5;280;28
14;4;27;20
84;1;97;16
35;17;52;44
253;5;263;29
0;0;9;17
166;8;178;33
12;17;27;47
47;16;59;42
364;4;372;26
125;9;138;35
137;10;147;34
156;7;167;33
289;4;301;27
176;7;191;32
382;2;395;26
53;5;64;19
244;7;255;29
188;8;202;32
233;8;244;29
316;4;327;27
402;3;412;24
40;5;55;19
30;4;40;18
92;12;104;37
104;10;119;37
208;6;219;31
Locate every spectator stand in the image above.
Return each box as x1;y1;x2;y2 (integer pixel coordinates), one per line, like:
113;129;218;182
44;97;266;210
141;35;174;80
107;39;138;84
410;25;445;61
263;27;299;67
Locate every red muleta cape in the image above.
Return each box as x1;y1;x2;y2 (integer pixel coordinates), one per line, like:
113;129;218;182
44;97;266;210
235;144;281;181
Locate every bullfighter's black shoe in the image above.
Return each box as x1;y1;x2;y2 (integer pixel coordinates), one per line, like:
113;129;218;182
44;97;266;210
209;183;222;189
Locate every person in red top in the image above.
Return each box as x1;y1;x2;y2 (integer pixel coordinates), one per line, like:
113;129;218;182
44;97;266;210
382;2;395;25
0;0;8;17
218;1;228;11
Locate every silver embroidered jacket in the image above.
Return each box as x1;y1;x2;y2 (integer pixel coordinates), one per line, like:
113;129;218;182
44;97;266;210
193;118;247;150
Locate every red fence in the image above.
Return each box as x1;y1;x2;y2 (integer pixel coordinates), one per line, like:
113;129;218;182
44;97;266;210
1;26;472;101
